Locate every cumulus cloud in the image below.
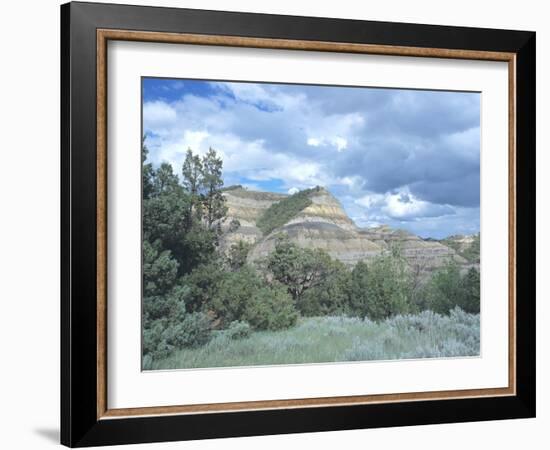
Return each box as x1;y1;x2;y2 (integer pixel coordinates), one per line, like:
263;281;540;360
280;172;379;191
142;79;480;238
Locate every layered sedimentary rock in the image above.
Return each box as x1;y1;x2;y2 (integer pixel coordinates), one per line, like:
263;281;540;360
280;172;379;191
359;226;466;271
220;185;465;271
219;187;285;250
285;187;357;232
248;187;382;265
223;187;286;225
249;222;383;265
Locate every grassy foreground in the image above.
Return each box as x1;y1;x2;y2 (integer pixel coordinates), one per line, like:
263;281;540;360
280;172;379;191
147;308;480;370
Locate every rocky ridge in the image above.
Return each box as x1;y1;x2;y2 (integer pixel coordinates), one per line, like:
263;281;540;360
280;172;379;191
221;186;466;271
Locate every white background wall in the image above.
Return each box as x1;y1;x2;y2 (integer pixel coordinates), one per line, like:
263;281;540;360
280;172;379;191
0;0;546;448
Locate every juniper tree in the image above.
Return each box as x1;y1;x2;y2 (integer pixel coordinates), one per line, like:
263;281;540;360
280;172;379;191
201;147;227;229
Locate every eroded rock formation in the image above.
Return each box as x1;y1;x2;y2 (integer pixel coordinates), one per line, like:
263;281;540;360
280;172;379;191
220;186;466;271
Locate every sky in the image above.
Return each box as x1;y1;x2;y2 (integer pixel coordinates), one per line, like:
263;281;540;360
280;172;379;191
142;77;480;239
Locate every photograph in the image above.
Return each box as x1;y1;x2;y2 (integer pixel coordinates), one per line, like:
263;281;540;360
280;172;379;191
141;78;481;371
54;1;536;446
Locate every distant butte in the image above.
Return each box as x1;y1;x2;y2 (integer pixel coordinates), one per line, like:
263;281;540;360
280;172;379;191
220;186;474;273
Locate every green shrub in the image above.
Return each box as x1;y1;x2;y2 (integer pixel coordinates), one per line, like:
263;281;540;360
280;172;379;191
299;259;351;316
424;261;480;314
142;240;179;297
461;267;480;313
227;240;252;271
440;233;480;263
209;265;263;325
183;261;226;312
461;234;480;263
143;284;190;323
256;188;316;235
210;266;298;331
349;251;410;321
225;320;252;340
266;236;337;302
343;308;480;361
143;312;213;363
170;312;213;348
245;283;298;330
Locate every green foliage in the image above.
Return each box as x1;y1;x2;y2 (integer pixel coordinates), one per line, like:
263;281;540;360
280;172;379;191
424;261;480;314
178;224;218;274
245;282;298;331
201;148;228;228
182;260;226;313
153;162;181;195
208;266;261;325
425;260;464;314
181;147;227;230
143;284;190;323
266;236;336;301
462;234;480;263
227;240;252;271
142;147;228;362
348;261;369;314
142;190;190;245
224;320;252;340
143;312;213;364
460;267;481;313
181;148;203;200
349;250;410;321
143;188;217;275
142;137;155;200
150;312;480;370
299;259;351;316
142;240;178;297
209;265;298;331
256;188;315;235
343;308;480;361
441;233;480;263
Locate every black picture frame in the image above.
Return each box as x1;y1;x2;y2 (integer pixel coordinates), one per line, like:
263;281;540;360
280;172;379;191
61;1;535;447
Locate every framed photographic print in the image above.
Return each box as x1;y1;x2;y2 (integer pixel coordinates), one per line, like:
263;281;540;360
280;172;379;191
60;1;536;447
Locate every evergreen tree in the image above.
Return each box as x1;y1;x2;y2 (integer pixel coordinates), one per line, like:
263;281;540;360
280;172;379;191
181;148;204;226
461;267;480;313
142;137;154;200
181;148;203;195
266;236;336;302
349;250;410;321
153;162;181;195
201;147;227;229
425;260;465;314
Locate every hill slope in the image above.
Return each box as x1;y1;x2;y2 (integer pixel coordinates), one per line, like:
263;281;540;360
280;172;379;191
221;186;467;271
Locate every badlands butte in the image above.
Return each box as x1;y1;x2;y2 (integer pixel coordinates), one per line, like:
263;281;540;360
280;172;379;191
220;185;479;273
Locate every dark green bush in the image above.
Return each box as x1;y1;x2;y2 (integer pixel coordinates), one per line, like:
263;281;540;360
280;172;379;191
266;236;337;302
209;266;262;325
245;282;298;330
227;240;252;271
349;251;410;321
182;261;226;312
209;266;298;331
142;240;179;297
143;284;191;323
143;312;213;363
225;320;252;340
424;261;480;314
461;267;480;313
299;259;351;316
